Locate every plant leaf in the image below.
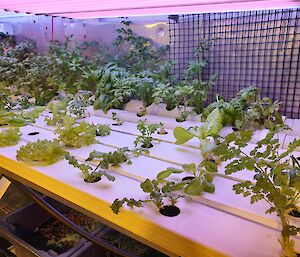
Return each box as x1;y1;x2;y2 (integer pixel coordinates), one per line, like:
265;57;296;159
173;127;195;144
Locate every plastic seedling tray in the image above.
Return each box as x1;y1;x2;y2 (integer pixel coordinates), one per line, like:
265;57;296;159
0;196;104;257
74;226;168;257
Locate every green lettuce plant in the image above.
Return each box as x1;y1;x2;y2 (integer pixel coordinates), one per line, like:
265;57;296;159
16;139;67;165
0;128;21;147
134;120;160;148
65;154;115;183
55;117;96;148
0;106;46;127
215;126;300;257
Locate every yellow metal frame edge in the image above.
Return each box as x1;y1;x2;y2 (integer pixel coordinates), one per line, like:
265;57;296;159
0;155;227;257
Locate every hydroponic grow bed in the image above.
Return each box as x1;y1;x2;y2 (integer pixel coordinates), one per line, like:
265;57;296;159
1;103;300;257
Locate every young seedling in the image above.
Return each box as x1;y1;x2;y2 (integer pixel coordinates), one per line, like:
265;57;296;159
94;124;111;137
215;125;300;257
86;148;132;169
16;139;68;165
0;128;21;147
174;108;223;156
110;178;187;217
134;120;160;148
157;160;218;195
111;112;123;126
157;122;168;135
65;154;115;183
66;90;93;118
86;147;148;169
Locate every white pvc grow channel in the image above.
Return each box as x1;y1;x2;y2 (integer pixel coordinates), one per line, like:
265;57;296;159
1;102;300;256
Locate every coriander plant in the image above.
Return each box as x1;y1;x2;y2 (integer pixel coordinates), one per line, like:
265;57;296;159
215;126;300;257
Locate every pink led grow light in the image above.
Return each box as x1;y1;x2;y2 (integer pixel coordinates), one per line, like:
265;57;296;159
0;0;298;18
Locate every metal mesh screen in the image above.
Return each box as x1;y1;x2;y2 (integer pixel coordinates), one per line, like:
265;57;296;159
169;9;300;118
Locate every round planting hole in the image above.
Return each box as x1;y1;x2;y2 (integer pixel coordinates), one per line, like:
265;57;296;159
159;205;180;217
141;143;153;149
84;176;101;183
232;127;238;132
297;157;300;161
28;132;40;136
175;118;185;123
289;210;300;218
182;176;196;181
158;131;168;135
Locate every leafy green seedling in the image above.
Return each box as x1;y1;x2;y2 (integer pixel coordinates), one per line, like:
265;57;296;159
55;117;96;148
215;125;300;257
86;147;148;169
16;139;67;165
0;128;21;147
174;108;223;155
157;122;168;135
110;178;186;216
134;120;160;148
157;160;218;195
66;90;93;117
111;112;123;126
86;148;132;169
94;124;111;137
65;154;115;183
0;106;46;127
45;101;68;126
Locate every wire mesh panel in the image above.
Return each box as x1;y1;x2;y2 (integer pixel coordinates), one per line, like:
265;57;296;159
169;9;300;118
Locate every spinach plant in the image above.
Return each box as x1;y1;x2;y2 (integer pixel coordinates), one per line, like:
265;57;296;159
132;75;155;117
94;63;132;113
215;126;300;257
134;120;160;148
65;154;115;183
